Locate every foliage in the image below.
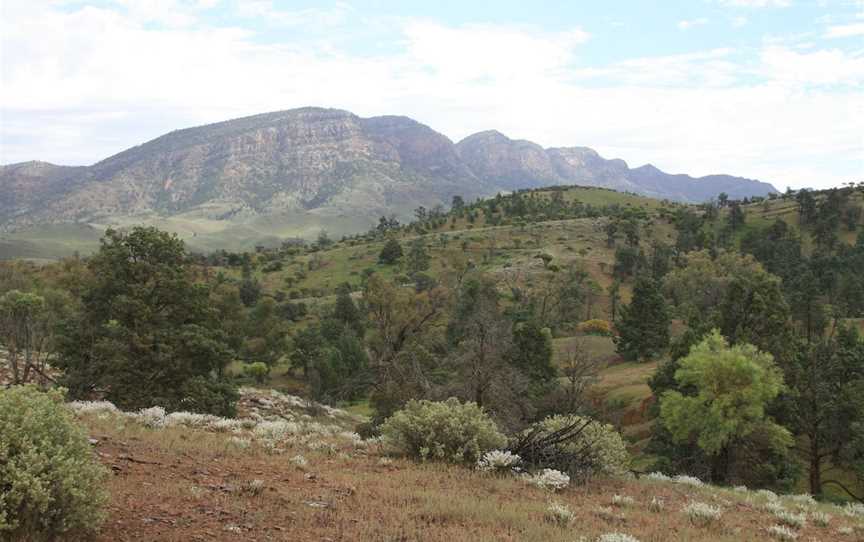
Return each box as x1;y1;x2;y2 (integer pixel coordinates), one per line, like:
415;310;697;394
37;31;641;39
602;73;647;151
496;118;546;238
0;386;107;540
514;414;630;480
0;289;69;385
577;319;614;336
615;276;670;361
660;331;792;482
54;227;236;415
243;361;270;384
378;238;404;265
380;398;507;464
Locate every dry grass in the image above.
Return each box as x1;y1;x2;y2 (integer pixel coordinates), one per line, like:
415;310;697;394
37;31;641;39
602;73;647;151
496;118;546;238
76;412;864;542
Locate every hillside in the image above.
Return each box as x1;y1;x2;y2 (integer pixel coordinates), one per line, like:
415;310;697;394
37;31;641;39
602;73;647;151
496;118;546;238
0;107;777;258
68;395;864;542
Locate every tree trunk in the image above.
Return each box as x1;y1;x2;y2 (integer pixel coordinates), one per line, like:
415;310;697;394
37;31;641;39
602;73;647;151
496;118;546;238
809;438;822;497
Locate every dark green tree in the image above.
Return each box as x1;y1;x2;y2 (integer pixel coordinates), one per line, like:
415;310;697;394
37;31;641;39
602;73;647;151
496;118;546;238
406;238;431;275
378;238;403;265
615;276;670;361
55;227;236;415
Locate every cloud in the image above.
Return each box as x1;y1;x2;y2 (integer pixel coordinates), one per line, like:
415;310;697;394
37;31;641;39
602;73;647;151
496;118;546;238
824;22;864;38
678;18;709;30
0;1;861;190
732;16;749;27
760;45;864;86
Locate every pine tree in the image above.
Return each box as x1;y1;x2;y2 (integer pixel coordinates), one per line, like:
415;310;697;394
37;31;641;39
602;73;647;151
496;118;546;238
378;238;403;265
615;276;670;361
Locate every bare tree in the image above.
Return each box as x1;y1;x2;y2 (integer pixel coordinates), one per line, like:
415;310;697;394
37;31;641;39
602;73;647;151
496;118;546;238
557;338;603;414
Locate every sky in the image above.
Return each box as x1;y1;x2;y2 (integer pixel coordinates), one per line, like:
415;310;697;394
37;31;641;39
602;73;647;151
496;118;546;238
1;1;863;190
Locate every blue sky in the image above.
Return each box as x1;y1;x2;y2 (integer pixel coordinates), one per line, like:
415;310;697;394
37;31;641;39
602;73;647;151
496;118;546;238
1;0;862;189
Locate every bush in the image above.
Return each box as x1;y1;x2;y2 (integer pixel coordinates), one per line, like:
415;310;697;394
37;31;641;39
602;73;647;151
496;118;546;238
0;386;107;539
242;362;270;384
516;414;630;479
177;376;239;418
577;319;614;336
380;398;506;464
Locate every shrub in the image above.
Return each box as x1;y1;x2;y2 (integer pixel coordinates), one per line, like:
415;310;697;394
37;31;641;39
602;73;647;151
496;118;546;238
242;362;270;384
545;502;575;526
476;450;521;473
526;468;571;491
773;510;806;529
516;414;629;479
767;525;798;541
0;386;108;539
810;511;831;527
380;398;506;464
683;502;722;526
577;319;614;336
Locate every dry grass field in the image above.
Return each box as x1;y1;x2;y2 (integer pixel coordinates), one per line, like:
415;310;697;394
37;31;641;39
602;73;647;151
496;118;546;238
69;392;864;542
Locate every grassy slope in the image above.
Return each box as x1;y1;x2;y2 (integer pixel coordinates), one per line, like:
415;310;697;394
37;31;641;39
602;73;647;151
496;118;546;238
76;403;864;542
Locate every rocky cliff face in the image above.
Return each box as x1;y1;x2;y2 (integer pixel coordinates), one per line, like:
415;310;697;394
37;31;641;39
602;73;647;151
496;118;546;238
0;107;777;235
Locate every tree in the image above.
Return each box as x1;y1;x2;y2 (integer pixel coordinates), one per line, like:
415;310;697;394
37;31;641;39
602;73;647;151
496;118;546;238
378;238;403;265
660;331;792;484
727;202;746;232
451;195;465;212
54;227;236;415
615;276;670;361
333;287;364;337
406;238;431;275
778;324;864;497
608;280;621;322
509;320;556;384
0;290;54;384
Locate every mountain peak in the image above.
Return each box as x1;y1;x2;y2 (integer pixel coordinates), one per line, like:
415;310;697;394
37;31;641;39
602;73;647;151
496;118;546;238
1;107;778;239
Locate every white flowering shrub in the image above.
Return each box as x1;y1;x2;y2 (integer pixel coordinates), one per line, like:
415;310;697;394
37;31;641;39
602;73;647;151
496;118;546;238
136;406;167;428
773;509;806;529
545;501;575;526
476;450;521;473
527;468;571;491
596;533;640;542
767;524;799;541
786;494;816;507
673;475;704;488
757;489;779;502
683;502;722;526
811;511;831;527
645;472;671;482
843;502;864;518
763;500;786;515
68;400;120;415
733;485;749;493
837;526;853;535
0;386;108;539
380;398;506;464
648;496;665;512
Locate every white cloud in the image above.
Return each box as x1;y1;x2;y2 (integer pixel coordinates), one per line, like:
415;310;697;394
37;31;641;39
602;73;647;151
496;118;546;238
760;45;864;86
678;18;709;30
0;1;861;190
732;16;749;27
824;22;864;37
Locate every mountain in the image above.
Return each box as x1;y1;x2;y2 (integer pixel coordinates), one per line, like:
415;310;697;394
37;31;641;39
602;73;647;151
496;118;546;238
0;107;777;249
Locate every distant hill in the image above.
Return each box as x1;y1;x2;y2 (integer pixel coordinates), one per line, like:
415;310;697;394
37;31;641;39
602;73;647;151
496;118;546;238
0;107;777;250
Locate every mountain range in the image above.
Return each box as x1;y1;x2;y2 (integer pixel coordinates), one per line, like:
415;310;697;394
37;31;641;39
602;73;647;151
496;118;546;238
0;107;777;248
